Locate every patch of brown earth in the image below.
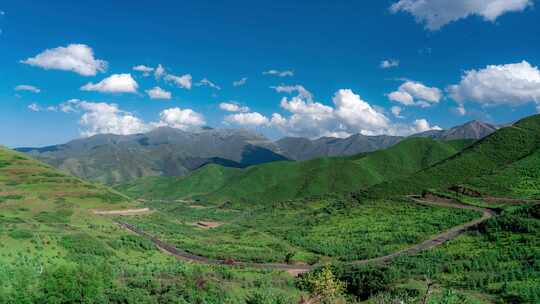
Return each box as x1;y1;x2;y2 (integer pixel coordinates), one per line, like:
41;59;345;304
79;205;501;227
191;221;223;229
93;208;152;216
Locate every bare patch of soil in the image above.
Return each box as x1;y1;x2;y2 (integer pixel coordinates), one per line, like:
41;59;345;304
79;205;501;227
93;208;152;216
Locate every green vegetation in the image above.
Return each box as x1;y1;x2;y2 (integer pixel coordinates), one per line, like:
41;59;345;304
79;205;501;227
119;138;472;203
332;204;540;303
2;114;540;303
368;115;540;198
465;148;540;199
0;147;305;303
122;197;479;263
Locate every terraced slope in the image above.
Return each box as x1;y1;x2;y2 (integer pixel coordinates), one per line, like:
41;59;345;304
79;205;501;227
119;138;473;203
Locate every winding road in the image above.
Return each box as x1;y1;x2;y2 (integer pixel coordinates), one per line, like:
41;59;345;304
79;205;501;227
113;196;496;276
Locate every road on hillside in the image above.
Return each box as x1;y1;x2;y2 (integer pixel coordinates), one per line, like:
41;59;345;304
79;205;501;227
114;196;496;276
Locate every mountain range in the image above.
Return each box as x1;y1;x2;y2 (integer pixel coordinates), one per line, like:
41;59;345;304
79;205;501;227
17;120;498;184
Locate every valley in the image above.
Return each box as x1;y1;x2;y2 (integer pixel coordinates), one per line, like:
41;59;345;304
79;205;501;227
1;115;539;303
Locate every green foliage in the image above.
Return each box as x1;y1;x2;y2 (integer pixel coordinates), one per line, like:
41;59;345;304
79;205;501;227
119;137;467;203
298;265;346;303
8;229;33;239
368;114;540;197
59;234;113;259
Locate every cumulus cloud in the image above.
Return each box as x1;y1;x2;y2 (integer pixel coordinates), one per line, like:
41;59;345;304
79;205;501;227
51;100;206;136
263;69;294;77
155;107;206;130
146;86;172;100
219;102;250;113
380;59;400;69
391;106;404;118
271;89;387;138
21;44;107;76
390;0;533;31
77;101;148;136
165;73;192;89
270;87;440;138
447;61;540;112
133;65;154;76
196;78;221;90
224;112;269;126
81;74;138;94
154;64;166;80
388;80;442;107
15;85;41;93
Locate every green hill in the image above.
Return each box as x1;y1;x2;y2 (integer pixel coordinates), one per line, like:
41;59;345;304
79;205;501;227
465;148;540;199
0;146;302;302
118;137;473;203
367;114;540;197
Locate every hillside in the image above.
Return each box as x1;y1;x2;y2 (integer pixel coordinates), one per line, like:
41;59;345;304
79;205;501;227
368;114;540;197
0;146;303;302
18;127;287;184
119;138;473;202
465;148;540;199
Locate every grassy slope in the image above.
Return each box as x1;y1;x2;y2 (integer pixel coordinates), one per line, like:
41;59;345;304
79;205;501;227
368;114;540;197
116;164;242;200
0;147;302;303
465;148;540;199
119;138;472;203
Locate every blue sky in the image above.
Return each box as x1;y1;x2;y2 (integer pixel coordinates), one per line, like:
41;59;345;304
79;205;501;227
1;0;540;147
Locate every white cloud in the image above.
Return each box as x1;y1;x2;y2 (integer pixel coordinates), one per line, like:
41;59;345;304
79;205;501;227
154;64;166;80
333;89;390;135
380;59;400;69
390;0;533;31
155;107;206;130
233;77;248;87
388;80;442;107
15;85;41;93
219;102;250;113
58;99;81;113
146;86;172;100
263;69;294;77
224;112;269;126
27;103;57;112
133;65;154;76
28;103;40;112
77;101;148;136
454;104;467;116
165;73;192;89
447;61;540;111
196;78;221;90
51;100;206;136
21;44;107;76
271;84;313;102
270;87;440;138
391;106;404;118
81;73;138;94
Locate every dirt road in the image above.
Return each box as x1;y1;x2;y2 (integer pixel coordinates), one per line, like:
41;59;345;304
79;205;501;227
114;196;495;276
